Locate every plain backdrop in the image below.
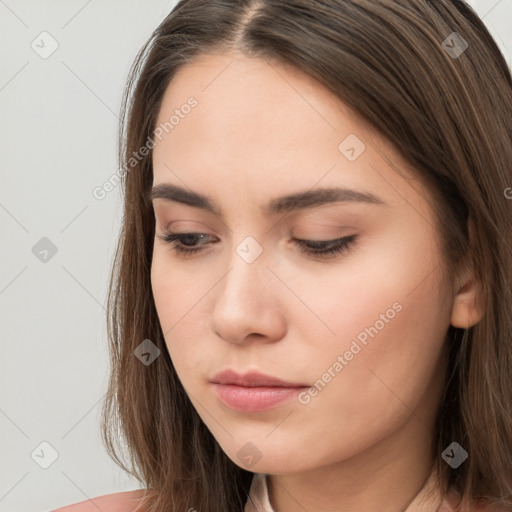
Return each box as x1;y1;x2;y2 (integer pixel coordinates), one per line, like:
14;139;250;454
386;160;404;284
0;1;510;511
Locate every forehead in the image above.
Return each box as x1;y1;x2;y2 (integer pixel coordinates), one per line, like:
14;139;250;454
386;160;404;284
155;49;345;126
151;50;423;216
152;49;369;162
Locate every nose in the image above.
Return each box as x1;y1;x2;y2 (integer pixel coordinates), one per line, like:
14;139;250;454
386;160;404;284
208;247;286;346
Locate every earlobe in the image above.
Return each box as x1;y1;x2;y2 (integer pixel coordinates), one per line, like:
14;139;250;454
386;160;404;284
450;217;485;329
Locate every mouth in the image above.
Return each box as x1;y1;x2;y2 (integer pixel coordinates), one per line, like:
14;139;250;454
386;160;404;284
210;369;310;412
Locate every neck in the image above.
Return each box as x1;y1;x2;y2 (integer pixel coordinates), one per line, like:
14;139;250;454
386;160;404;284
267;417;443;512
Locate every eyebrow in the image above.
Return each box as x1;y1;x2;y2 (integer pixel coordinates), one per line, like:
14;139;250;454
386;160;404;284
147;183;387;216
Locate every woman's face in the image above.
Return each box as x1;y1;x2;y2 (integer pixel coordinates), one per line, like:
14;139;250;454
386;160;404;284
149;50;456;474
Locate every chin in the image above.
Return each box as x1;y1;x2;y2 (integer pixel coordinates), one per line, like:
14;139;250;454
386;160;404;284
221;441;319;475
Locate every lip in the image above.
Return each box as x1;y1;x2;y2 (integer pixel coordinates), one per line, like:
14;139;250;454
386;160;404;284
210;369;308;387
210;369;310;412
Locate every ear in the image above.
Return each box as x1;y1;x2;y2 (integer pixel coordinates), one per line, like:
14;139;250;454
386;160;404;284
450;216;485;328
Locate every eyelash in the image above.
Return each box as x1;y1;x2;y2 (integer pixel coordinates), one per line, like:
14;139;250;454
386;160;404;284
156;231;357;259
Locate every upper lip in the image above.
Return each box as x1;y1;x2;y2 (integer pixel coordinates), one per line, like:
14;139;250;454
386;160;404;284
210;369;308;388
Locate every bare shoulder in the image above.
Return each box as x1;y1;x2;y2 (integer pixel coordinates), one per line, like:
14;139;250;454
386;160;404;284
51;489;147;512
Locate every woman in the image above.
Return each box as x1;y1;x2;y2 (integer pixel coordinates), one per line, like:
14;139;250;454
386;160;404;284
53;0;512;511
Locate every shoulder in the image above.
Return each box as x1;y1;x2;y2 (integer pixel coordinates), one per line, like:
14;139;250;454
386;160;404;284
51;489;146;512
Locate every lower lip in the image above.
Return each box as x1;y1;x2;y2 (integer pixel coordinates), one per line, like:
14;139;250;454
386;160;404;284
212;383;308;412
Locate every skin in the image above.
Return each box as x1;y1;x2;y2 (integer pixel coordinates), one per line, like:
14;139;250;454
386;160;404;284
149;50;483;512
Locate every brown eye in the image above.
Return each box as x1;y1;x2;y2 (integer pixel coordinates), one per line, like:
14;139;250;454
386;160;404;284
156;231;216;256
156;231;358;260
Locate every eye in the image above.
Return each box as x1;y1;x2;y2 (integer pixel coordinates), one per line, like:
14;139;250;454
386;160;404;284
156;231;357;260
294;235;357;259
156;231;215;256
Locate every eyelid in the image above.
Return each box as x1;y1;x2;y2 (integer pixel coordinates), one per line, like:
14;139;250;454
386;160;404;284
156;229;358;260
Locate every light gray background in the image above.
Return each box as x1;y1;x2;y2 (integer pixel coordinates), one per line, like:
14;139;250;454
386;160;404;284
0;1;510;511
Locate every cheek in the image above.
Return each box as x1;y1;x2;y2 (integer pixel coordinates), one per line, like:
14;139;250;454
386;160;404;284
150;255;175;329
300;247;450;420
150;252;200;328
150;254;211;375
306;228;447;351
292;231;451;400
317;286;449;464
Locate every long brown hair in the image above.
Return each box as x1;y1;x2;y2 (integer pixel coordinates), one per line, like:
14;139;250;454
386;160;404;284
101;1;512;510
